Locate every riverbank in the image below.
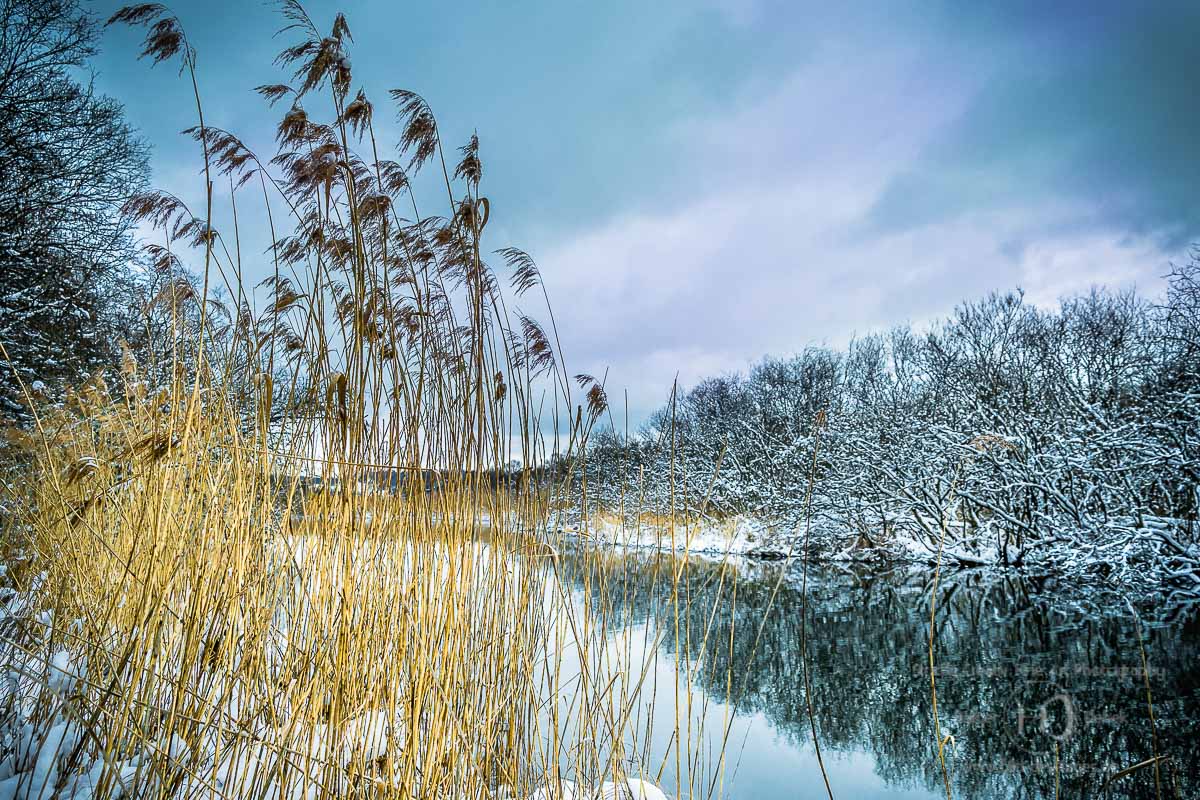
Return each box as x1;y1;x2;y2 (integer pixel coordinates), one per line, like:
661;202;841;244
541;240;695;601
550;509;1200;601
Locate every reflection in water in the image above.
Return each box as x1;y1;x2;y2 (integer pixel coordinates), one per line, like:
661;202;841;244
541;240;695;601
557;548;1199;799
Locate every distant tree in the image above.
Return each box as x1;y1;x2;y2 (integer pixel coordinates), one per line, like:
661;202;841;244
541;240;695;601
0;0;147;418
1165;252;1200;370
584;267;1200;591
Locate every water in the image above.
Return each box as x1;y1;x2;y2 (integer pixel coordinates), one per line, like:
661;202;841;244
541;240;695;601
556;547;1200;800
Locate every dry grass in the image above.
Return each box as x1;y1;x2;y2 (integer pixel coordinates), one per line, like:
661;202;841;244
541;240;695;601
0;385;728;800
0;3;741;798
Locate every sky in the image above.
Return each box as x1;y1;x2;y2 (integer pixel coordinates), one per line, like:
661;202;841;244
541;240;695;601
90;0;1200;426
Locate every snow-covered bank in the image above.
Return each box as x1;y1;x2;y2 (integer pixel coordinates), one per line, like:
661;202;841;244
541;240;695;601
550;513;774;557
549;510;1200;598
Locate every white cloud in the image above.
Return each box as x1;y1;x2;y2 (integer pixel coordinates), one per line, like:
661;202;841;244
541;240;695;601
534;47;1180;424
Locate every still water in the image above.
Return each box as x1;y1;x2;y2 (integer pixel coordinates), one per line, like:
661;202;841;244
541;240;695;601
555;547;1199;800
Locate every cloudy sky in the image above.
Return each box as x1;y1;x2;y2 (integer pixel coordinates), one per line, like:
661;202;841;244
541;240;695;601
93;0;1200;424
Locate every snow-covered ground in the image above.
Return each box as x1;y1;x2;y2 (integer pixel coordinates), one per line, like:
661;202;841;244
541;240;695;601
548;508;1200;599
549;513;800;558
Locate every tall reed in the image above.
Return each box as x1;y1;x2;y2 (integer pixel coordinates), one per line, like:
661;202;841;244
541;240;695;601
0;4;739;798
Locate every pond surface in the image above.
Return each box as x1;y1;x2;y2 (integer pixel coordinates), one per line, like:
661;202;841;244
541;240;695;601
555;547;1200;800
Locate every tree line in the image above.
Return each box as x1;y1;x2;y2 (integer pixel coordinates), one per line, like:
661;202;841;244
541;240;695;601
0;0;301;432
0;0;149;417
580;262;1200;595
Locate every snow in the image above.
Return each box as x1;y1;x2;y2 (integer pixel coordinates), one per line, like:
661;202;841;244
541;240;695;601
45;651;75;694
610;778;669;800
551;505;1198;599
528;778;668;800
553;513;788;557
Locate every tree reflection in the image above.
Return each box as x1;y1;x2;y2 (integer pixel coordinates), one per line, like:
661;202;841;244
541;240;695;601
558;549;1199;799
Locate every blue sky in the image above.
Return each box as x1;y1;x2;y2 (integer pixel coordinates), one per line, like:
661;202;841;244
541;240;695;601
91;0;1200;424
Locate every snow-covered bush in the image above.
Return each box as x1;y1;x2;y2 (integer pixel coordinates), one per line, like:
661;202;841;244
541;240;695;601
582;263;1200;596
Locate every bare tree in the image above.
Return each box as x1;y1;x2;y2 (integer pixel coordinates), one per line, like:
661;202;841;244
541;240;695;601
585;266;1200;595
0;0;148;417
